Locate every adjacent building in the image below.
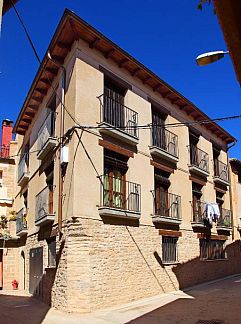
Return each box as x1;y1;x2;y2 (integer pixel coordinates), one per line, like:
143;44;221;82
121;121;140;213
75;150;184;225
0;119;18;290
11;9;241;312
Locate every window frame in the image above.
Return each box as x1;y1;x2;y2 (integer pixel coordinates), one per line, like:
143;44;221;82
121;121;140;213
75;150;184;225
162;236;179;264
47;237;56;268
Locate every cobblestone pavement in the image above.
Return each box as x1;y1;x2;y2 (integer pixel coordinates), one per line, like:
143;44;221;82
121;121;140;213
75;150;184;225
1;274;241;324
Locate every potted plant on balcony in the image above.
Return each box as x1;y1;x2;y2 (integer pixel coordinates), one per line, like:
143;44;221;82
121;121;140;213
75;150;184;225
9;210;16;221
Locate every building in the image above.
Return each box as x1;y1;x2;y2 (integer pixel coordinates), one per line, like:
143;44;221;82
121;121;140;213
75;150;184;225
0;119;18;290
214;0;241;85
230;159;241;238
12;9;241;312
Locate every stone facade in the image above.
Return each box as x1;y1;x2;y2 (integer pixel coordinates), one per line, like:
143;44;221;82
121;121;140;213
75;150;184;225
10;10;241;314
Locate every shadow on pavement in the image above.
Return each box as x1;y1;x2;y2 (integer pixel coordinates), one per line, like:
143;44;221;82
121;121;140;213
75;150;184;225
0;293;50;324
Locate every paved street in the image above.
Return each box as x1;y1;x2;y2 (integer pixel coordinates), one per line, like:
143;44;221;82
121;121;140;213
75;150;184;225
1;274;241;324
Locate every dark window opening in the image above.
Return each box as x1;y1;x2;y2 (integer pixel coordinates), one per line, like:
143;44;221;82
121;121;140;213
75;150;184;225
47;237;56;268
154;168;170;216
162;236;178;263
192;182;203;222
200;239;226;260
45;162;54;214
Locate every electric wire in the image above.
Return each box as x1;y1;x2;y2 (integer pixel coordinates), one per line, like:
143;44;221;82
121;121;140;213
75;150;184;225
10;0;240;139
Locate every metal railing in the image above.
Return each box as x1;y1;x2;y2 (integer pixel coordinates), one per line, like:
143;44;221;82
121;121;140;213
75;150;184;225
217;208;232;228
0;145;10;159
98;94;139;138
151;190;181;220
35;186;53;223
16;208;27;233
18;155;29;182
151;127;178;158
189;145;209;173
214;159;229;183
191;200;206;223
38;112;55;151
100;175;141;213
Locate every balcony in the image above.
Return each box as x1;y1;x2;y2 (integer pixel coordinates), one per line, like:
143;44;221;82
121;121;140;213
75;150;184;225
0;145;10;159
97;94;139;146
213;160;229;186
35;186;55;226
149;128;179;163
217;208;232;231
191;201;206;229
98;175;141;219
17;155;30;187
151;190;181;225
16;208;28;237
37;113;57;161
188;145;209;177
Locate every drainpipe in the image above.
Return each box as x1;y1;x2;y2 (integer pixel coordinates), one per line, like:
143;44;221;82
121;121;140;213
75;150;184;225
227;140;237;241
47;52;66;235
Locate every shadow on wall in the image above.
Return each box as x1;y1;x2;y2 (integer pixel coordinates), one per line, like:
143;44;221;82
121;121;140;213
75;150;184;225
0;293;50;324
127;241;241;324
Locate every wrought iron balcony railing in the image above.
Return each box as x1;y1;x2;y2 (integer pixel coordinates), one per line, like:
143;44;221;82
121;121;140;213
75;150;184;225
99;175;141;213
217;208;232;228
151;127;178;158
98;94;139;139
37;112;55;152
18;155;29;183
0;145;10;159
189;145;209;173
191;200;206;223
16;208;27;234
151;190;181;220
35;186;54;224
214;159;229;183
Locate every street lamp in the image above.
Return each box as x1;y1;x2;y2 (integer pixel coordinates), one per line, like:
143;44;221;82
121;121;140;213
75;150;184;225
196;51;229;66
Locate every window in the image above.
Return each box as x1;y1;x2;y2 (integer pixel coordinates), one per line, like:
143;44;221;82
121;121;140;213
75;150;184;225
192;182;203;222
103;79;126;129
152;109;167;150
162;236;178;263
47;94;56;137
200;239;226;260
47;237;56;267
103;149;128;209
45;162;54;214
154;168;170;216
0;171;2;187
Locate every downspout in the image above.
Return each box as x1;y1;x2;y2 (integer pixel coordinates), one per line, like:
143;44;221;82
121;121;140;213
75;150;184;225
227;140;237;241
58;68;66;235
47;52;66;235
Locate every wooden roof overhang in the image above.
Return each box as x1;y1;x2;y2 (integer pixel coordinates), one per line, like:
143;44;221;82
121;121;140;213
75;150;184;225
214;0;241;85
13;9;236;144
2;0;19;15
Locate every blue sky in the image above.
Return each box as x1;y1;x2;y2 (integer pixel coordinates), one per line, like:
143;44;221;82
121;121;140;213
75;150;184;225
1;0;241;157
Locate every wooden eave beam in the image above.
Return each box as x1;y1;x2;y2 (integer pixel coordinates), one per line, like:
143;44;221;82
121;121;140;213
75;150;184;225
35;88;47;96
89;37;101;48
32;96;42;103
22;118;32;124
162;90;172;98
142;76;152;84
27;104;38;110
40;78;51;85
56;41;72;51
131;67;141;77
25;111;35;118
153;84;162;92
50;55;64;65
105;49;115;59
119;58;129;68
69;19;80;41
19;124;28;130
45;67;58;76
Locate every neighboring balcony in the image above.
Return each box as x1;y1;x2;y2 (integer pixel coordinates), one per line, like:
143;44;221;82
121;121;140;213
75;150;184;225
191;201;206;229
17;156;30;187
213;160;229;186
188;145;209;177
97;94;139;146
0;145;10;159
35;186;55;226
151;191;181;225
217;208;232;231
98;175;141;219
149;128;179;163
16;208;28;237
37;114;57;161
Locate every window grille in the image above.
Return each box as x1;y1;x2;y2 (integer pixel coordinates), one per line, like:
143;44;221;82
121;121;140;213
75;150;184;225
200;239;226;260
162;236;178;263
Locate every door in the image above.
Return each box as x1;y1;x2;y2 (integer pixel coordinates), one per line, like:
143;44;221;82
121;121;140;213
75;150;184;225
152;111;165;149
29;247;43;297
